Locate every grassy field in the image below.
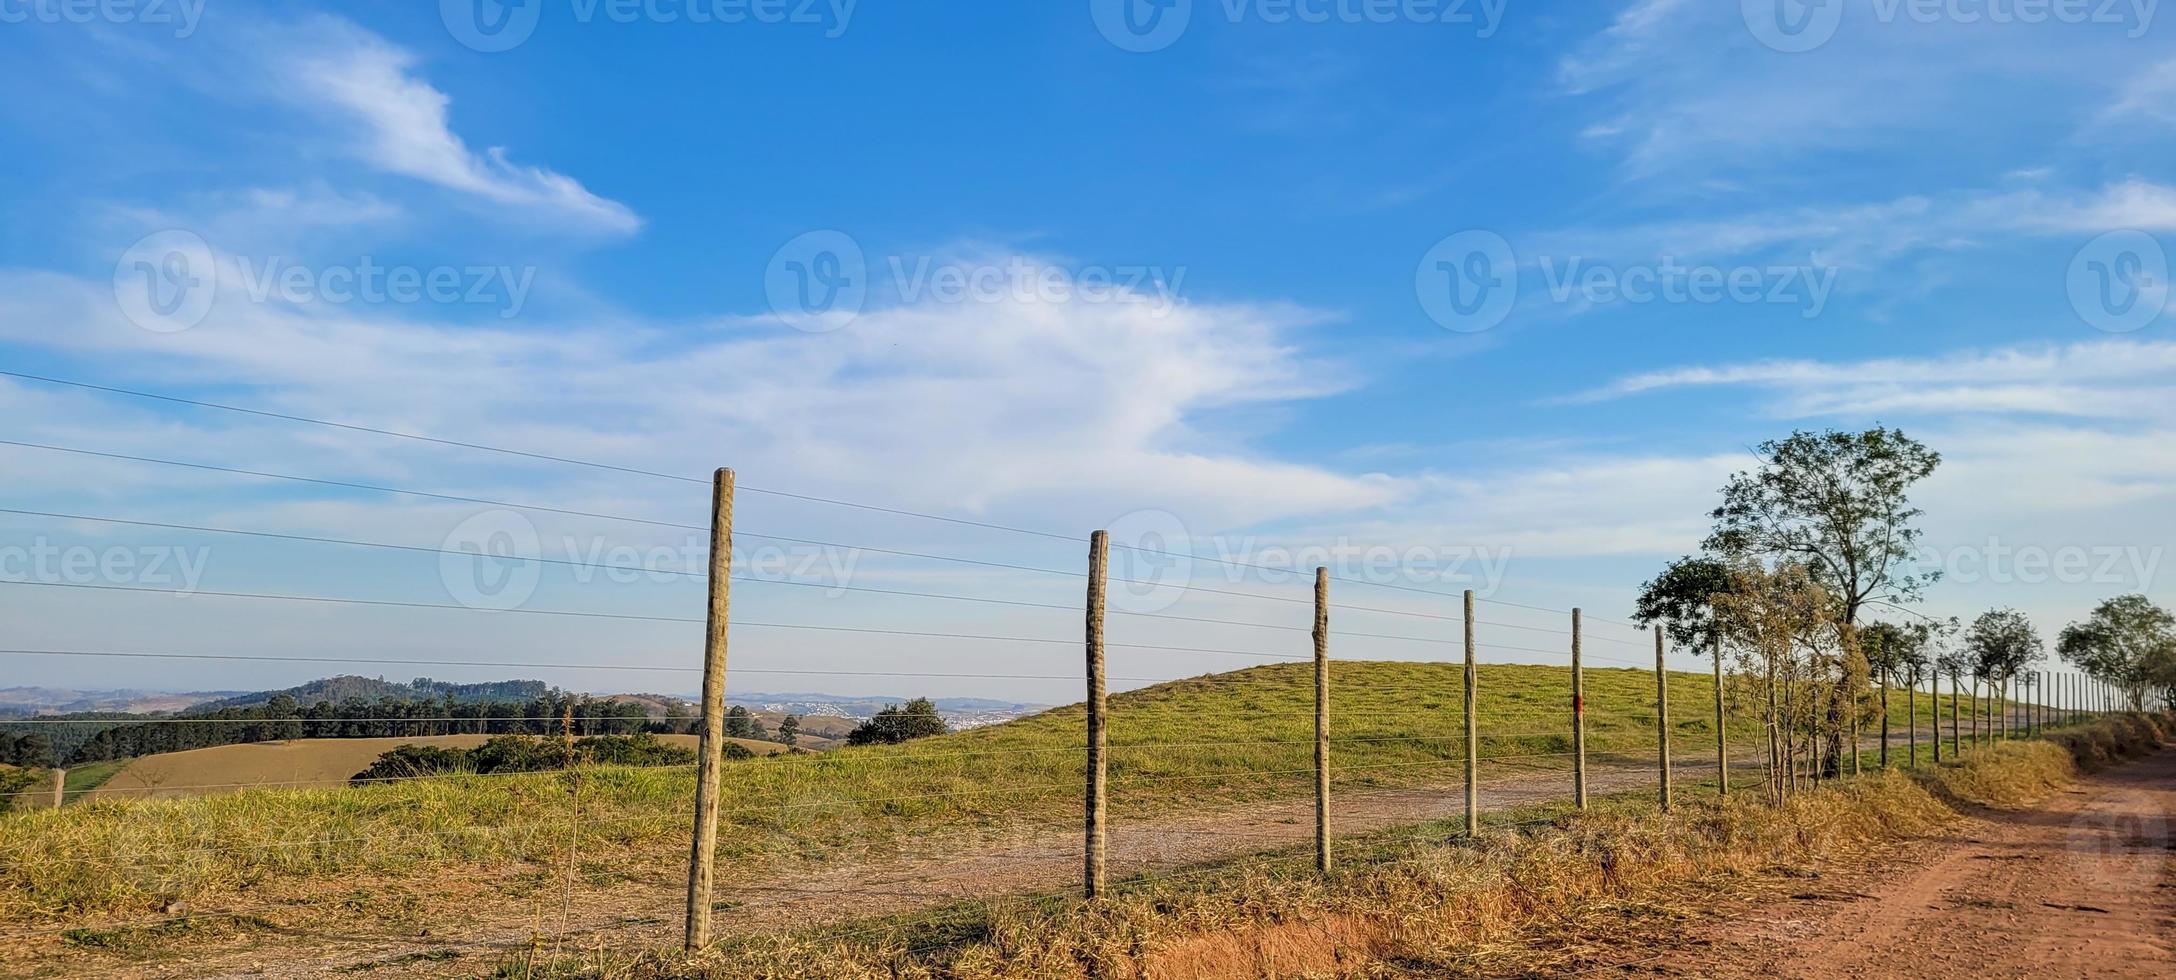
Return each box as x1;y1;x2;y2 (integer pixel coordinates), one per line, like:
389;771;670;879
59;761;125;804
0;660;1986;930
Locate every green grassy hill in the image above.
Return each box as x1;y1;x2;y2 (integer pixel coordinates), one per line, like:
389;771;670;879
0;661;1969;925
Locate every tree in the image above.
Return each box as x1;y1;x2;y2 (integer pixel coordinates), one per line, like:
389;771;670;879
723;705;756;739
2058;595;2176;710
1707;427;1941;772
1633;555;1732;654
846;698;949;746
777;715;800;747
1964;608;2043;735
1712;560;1839;800
1966;608;2043;682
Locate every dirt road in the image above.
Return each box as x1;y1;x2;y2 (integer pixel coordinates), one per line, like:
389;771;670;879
1640;748;2176;979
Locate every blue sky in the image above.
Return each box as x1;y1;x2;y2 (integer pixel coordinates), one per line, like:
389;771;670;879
2;1;2173;702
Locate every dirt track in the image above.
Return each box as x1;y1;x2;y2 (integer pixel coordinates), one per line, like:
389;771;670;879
1641;747;2176;979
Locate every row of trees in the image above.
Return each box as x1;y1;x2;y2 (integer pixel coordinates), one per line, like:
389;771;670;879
1636;427;2172;800
62;693;655;765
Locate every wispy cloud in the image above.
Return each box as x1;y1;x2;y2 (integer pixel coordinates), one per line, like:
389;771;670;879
1562;339;2176;420
278;20;641;236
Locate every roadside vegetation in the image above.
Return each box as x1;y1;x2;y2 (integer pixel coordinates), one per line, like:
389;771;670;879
505;710;2174;979
0;659;1962;929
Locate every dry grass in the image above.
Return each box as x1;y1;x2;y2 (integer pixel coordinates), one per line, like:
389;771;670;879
500;711;2172;980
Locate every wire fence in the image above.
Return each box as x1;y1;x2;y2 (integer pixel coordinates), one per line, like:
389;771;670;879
0;371;2125;973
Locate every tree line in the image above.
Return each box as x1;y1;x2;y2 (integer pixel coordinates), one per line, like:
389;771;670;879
1635;427;2174;800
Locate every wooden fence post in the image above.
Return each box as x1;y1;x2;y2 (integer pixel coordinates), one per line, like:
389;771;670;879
49;768;64;810
1572;608;1587;811
1655;628;1672;812
1313;567;1331;874
1084;530;1110;899
683;467;734;951
1932;670;1943;764
1713;633;1727;797
1879;664;1891;769
1907;675;1918;768
1970;677;1980;749
1958;670;1975;762
1464;590;1479;836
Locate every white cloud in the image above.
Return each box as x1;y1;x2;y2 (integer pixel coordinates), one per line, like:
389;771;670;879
1565;339;2176;419
279;21;640;236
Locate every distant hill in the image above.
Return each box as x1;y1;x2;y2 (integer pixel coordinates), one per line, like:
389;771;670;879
0;687;244;716
189;676;552;712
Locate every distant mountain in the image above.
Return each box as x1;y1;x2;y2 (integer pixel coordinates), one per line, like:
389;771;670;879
189;676;553;712
0;687;245;716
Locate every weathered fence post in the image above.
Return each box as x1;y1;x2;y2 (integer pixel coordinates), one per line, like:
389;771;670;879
684;467;734;951
1464;589;1479;836
1713;633;1727;797
1084;530;1110;899
1572;608;1587;811
1970;677;1980;749
49;768;64;810
1313;567;1331;874
1932;670;1943;764
1655;627;1672;811
1907;676;1918;768
1879;664;1891;769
